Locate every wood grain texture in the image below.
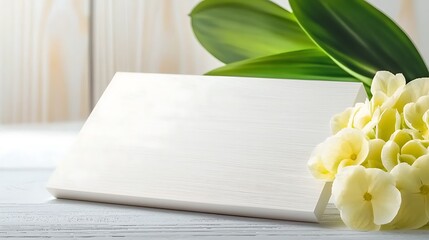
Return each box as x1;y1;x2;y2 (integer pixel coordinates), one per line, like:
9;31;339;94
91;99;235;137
91;0;222;105
2;170;429;239
48;73;366;222
0;0;90;123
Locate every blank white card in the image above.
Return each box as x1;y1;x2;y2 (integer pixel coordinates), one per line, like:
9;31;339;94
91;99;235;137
48;73;366;222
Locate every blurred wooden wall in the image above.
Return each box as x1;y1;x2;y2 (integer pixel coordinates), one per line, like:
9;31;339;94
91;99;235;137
91;0;220;105
0;0;428;124
0;0;90;123
0;0;221;124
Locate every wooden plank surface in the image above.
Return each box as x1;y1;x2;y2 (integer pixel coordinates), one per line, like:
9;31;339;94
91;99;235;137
1;169;429;239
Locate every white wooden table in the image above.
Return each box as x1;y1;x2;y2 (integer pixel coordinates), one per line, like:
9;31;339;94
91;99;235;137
1;169;428;239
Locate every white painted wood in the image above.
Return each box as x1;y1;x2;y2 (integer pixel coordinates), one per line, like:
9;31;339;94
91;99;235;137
2;170;429;239
0;169;54;203
48;73;366;222
0;122;82;168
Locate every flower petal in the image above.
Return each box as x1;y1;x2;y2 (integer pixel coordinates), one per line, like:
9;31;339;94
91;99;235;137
320;129;369;171
386;163;428;229
412;155;429;185
333;166;399;231
388;192;428;229
335;128;369;164
320;137;351;171
390;129;415;146
366;168;401;225
371;71;405;97
376;108;401;141
403;95;429;133
425;195;429;218
423;111;429;139
332;166;368;207
308;144;335;181
391;163;421;193
340;201;379;231
401;140;427;161
363;139;385;170
395;77;429;111
381;141;400;171
371;91;388;110
353;102;373;130
330;107;354;134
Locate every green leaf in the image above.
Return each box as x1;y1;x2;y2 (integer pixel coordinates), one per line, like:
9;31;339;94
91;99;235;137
289;0;429;84
207;49;362;83
190;0;315;63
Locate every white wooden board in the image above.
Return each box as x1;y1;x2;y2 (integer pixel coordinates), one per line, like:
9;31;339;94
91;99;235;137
47;73;366;222
5;169;429;239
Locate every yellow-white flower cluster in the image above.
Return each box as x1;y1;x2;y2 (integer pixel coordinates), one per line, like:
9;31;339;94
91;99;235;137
308;71;429;231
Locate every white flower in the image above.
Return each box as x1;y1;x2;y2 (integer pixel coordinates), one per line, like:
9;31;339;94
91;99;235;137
381;129;428;171
330;102;378;137
309;72;429;231
308;128;369;181
403;95;429;139
395;77;429;112
371;71;405;98
332;165;401;231
370;71;405;110
352;102;380;138
386;155;429;229
352;102;373;130
330;107;355;134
